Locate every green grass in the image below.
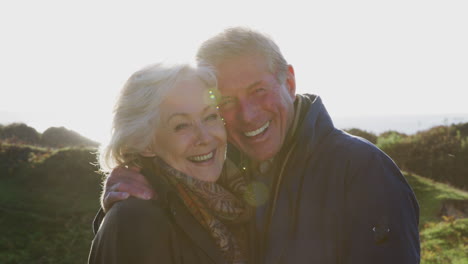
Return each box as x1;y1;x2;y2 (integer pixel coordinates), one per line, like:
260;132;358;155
404;172;468;225
404;172;468;263
420;218;468;264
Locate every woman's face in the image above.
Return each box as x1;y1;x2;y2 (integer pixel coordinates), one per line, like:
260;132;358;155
152;78;226;182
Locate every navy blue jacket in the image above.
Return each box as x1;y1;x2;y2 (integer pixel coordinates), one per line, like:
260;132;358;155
254;95;420;263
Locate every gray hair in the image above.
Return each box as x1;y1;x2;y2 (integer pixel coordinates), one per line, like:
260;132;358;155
99;63;217;172
196;27;289;83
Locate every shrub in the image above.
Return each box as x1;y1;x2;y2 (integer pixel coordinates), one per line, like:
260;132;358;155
0;144;102;264
378;124;468;190
0;123;41;145
344;128;378;144
41;127;99;148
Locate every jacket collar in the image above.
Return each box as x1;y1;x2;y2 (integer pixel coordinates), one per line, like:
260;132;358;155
295;94;336;154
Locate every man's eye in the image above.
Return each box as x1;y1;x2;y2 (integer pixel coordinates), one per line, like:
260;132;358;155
175;123;190;131
218;100;230;107
219;96;236;105
255;88;266;93
218;99;235;109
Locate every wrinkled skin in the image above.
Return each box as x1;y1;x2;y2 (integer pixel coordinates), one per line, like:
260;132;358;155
101;166;154;212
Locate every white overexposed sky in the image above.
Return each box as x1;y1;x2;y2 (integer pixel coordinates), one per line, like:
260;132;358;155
1;0;467;143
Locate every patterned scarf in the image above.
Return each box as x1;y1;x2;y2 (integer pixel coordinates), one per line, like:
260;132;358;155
152;157;252;264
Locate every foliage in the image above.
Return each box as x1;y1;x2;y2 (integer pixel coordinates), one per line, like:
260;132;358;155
344;128;378;144
405;172;468;263
0;143;102;264
420;218;468;264
41;126;99;148
405;172;468;225
0;142;52;178
0;123;99;148
0;123;41;145
378;124;468;190
376;130;408;149
454;122;468;138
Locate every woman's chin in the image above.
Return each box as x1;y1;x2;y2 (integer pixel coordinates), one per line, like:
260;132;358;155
186;165;223;182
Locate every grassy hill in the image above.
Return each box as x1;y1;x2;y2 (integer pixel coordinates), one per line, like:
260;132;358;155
405;172;468;263
406;172;468;225
0;123;99;148
0;143;102;264
0;142;467;263
420;219;468;264
346;123;468;190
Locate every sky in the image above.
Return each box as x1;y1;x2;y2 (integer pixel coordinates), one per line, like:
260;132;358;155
1;0;467;144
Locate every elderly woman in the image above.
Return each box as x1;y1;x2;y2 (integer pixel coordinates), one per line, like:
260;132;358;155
88;63;252;264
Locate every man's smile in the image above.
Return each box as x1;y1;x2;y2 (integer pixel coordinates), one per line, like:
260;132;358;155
244;121;270;137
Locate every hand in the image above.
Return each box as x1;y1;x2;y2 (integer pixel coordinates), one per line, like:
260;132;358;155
101;166;155;212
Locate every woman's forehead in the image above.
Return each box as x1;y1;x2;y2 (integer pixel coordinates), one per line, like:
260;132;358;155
161;84;217;120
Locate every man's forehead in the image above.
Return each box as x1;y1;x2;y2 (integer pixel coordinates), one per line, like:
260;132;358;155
216;54;268;77
218;80;263;95
215;54;271;93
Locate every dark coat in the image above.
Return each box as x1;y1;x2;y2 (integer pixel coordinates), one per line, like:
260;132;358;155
88;167;233;264
256;95;420;263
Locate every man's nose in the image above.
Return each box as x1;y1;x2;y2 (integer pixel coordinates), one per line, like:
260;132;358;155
237;98;258;123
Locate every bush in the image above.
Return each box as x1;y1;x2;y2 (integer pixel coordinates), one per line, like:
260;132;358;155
0;144;102;264
0;143;50;178
0;123;40;145
377;130;407;150
41;127;99;148
420;218;468;264
378;124;468;190
344;128;378;144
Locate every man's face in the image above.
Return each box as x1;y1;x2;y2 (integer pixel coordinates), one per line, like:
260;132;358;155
216;54;296;162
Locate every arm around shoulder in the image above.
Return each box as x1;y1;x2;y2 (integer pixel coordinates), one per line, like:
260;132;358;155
88;197;177;264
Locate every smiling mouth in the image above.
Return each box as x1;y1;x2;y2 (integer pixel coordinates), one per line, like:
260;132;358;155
244;121;270;137
188;151;214;163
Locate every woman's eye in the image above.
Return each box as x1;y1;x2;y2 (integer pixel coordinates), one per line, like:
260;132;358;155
205;113;219;121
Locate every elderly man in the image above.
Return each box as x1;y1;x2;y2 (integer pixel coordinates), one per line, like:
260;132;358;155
97;27;420;263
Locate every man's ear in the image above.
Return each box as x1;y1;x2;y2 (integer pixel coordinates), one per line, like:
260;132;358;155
140;147;156;157
286;65;296;99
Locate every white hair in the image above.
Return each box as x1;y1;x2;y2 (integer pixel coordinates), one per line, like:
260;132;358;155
99;63;217;172
196;27;289;83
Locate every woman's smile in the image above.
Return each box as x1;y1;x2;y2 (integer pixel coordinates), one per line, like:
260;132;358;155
187;149;215;163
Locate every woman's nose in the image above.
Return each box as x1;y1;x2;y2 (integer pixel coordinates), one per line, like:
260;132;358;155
194;124;212;145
